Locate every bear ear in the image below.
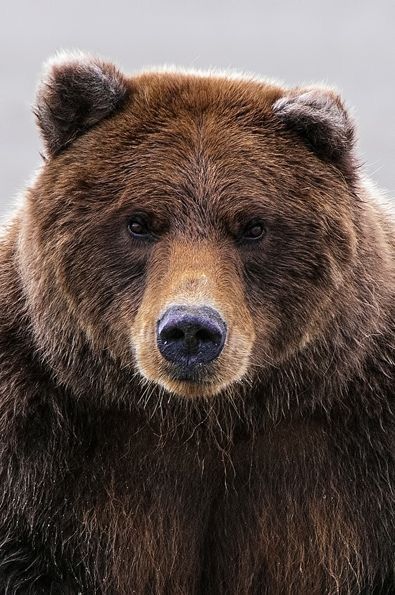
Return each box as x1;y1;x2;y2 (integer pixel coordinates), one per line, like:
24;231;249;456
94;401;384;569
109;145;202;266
272;87;355;168
34;51;130;156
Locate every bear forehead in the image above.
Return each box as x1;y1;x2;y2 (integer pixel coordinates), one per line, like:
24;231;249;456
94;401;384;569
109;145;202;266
64;106;308;221
49;79;282;176
37;65;349;225
108;71;288;156
78;73;302;177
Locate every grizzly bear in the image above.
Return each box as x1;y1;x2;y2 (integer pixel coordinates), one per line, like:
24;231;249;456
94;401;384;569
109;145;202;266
0;52;393;594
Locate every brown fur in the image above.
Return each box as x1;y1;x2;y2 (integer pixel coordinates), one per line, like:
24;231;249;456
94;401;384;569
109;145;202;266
0;54;394;594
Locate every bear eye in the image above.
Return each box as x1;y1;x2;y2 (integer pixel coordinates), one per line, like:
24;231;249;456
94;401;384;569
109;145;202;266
242;220;266;241
127;216;150;239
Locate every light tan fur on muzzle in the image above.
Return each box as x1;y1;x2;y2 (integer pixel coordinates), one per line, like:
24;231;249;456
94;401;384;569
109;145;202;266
131;240;255;397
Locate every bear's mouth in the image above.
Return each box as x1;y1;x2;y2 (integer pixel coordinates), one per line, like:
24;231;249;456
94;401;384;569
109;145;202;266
134;353;250;398
166;362;217;384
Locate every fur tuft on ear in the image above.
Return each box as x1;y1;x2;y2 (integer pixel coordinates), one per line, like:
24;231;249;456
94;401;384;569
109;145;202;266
273;87;355;167
34;51;130;156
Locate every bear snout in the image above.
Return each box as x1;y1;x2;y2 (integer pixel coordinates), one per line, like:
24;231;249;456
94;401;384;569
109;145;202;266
157;305;227;373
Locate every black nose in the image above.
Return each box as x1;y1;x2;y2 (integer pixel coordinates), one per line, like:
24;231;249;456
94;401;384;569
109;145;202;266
157;306;226;367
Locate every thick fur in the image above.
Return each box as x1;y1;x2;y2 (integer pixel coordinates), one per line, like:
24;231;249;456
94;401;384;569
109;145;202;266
34;52;129;155
0;54;394;594
273;87;356;177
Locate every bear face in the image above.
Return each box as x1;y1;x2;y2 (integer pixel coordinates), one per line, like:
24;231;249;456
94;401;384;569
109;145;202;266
20;54;370;402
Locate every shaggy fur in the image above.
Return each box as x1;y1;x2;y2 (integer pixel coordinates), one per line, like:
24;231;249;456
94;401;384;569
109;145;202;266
34;52;129;155
0;53;394;594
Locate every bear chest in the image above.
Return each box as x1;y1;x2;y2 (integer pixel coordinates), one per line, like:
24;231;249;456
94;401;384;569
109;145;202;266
65;427;382;594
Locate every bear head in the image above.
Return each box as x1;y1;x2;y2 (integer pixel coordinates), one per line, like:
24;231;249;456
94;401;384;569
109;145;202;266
19;52;362;403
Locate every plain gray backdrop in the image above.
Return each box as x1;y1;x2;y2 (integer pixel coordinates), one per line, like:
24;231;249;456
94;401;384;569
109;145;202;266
1;0;394;218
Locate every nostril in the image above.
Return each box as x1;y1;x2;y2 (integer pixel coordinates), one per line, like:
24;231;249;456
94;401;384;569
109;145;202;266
161;327;185;343
157;306;227;366
195;328;220;344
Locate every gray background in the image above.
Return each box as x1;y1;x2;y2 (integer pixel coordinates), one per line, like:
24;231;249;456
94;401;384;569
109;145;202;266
1;0;394;219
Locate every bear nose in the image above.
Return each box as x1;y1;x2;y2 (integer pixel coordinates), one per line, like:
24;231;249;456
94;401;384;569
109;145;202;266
157;306;226;367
